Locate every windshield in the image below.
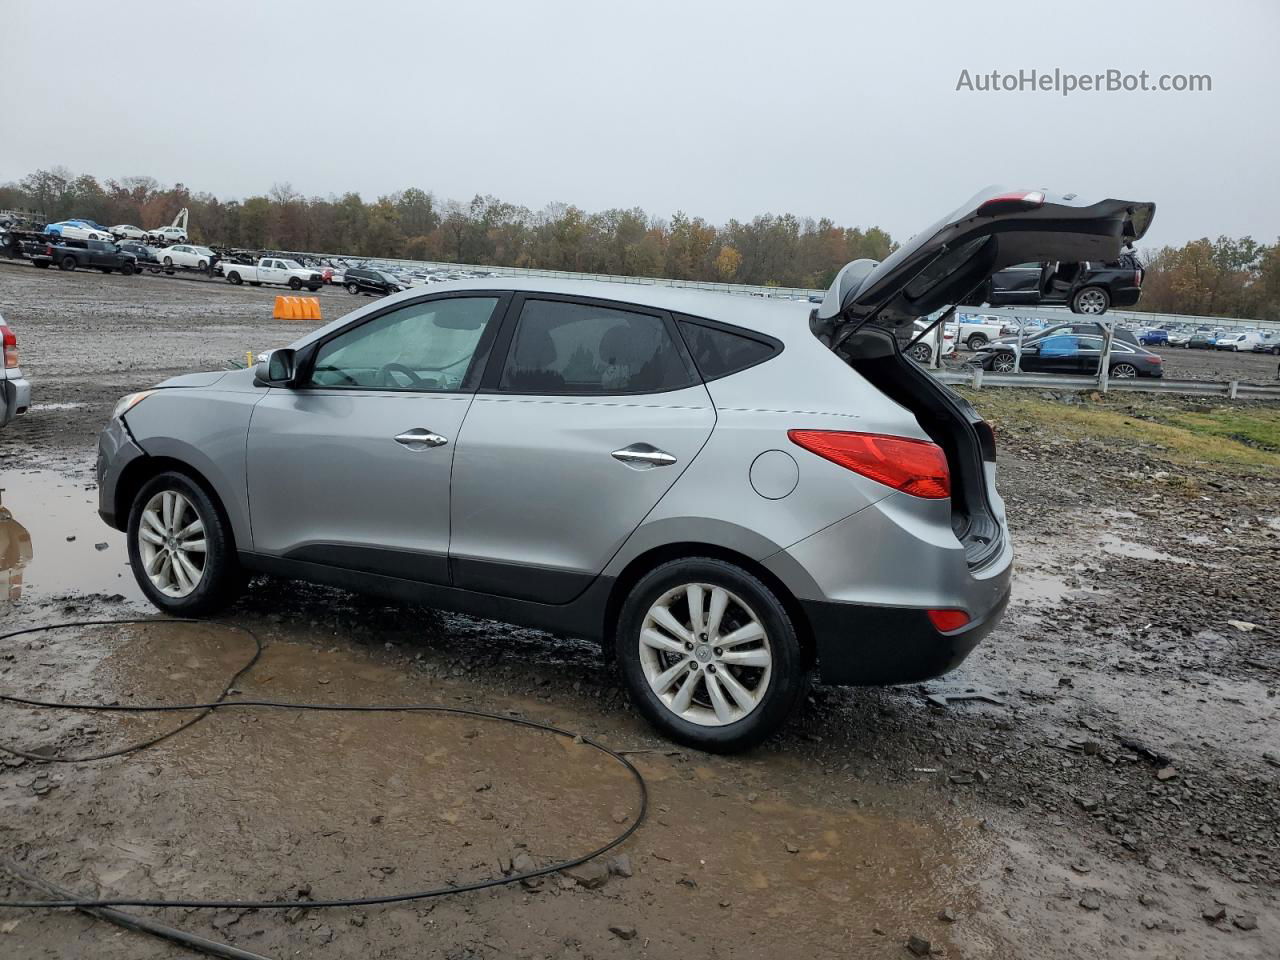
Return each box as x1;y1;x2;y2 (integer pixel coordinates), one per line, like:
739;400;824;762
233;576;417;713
281;259;303;270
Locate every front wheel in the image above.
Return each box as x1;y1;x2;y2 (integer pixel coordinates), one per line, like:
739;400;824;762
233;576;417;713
288;277;302;290
120;262;135;276
615;558;808;752
197;259;208;271
163;256;173;267
127;471;242;615
346;281;360;295
100;267;113;274
1071;285;1110;315
307;284;321;292
908;342;932;363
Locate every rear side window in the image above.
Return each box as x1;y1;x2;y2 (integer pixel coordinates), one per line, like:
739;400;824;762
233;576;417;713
499;299;694;395
677;318;779;380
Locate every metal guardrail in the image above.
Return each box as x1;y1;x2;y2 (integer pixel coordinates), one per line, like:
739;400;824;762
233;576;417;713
932;366;1280;400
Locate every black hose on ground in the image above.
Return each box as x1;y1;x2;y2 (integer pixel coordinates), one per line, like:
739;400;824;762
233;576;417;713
0;619;648;956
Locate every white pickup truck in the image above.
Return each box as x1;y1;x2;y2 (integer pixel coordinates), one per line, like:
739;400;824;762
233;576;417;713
948;314;1006;350
222;257;324;291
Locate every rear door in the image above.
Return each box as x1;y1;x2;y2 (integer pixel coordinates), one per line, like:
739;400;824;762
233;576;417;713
990;262;1042;304
246;293;507;581
448;294;714;603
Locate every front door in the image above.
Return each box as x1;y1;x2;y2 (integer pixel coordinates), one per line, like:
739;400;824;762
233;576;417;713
449;295;715;603
246;293;506;582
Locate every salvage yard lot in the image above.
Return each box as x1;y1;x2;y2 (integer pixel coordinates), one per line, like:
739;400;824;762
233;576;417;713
1;265;1277;958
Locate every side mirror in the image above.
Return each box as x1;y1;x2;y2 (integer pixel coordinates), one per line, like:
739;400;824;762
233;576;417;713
255;348;298;387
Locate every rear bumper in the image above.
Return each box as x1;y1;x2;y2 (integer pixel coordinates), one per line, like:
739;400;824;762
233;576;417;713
801;587;1010;685
0;373;30;428
1109;286;1142;308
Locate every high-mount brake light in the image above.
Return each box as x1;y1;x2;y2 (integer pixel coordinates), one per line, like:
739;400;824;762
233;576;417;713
976;190;1046;216
788;430;950;499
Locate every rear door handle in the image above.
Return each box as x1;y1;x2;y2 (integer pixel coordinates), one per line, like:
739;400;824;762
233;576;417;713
611;443;677;469
395;428;449;449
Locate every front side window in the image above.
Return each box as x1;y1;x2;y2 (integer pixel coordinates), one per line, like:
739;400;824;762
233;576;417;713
309;296;499;391
499;299;693;395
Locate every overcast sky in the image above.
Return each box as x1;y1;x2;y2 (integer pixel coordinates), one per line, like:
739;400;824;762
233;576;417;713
4;0;1277;247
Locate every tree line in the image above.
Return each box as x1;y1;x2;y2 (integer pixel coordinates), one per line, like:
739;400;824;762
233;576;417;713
2;168;1278;319
0;168;893;290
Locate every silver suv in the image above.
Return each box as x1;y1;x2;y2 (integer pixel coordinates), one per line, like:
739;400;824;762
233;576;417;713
1;315;31;430
96;189;1154;750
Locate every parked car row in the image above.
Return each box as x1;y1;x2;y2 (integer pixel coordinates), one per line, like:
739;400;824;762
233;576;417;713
969;321;1162;378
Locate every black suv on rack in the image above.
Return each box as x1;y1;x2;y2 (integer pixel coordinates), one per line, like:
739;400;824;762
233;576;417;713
975;253;1145;315
342;267;403;296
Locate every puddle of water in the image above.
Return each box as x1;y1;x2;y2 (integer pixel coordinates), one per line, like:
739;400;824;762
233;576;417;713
0;468;146;610
1012;569;1072;604
27;402;87;411
1098;532;1189;564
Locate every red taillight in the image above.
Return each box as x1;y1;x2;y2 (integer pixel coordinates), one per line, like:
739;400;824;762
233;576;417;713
788;430;950;499
45;244;54;256
976;190;1045;216
1134;269;1143;285
927;609;971;632
1149;355;1162;363
1;324;16;369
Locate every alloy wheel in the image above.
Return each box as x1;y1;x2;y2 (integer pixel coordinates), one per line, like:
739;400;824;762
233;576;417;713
638;583;773;727
1076;289;1107;314
993;353;1017;373
1111;363;1138;378
137;490;207;598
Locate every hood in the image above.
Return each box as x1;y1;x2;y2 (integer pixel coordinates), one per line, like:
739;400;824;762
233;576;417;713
154;371;229;389
816;188;1155;330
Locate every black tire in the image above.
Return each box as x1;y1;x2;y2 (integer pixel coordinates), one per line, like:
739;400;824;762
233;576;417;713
614;558;808;753
197;259;208;271
163;256;173;267
126;470;243;616
120;262;135;276
227;271;242;285
59;255;77;271
966;333;988;350
288;277;302;291
1271;345;1280;356
1070;285;1110;315
100;267;113;274
346;281;360;295
307;284;321;292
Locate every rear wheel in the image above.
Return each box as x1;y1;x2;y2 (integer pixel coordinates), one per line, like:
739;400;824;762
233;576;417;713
127;471;242;616
966;333;988;350
1111;362;1138;378
248;281;261;287
1071;286;1110;315
33;260;49;268
227;271;242;285
100;267;113;274
346;281;360;295
59;255;77;271
615;558;807;752
992;352;1017;373
120;262;135;276
908;342;932;363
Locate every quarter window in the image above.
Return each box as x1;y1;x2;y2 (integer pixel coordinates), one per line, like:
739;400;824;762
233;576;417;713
499;299;694;394
677;318;778;380
309;296;499;391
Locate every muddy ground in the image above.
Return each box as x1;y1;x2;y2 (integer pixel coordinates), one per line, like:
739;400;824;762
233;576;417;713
0;263;1277;959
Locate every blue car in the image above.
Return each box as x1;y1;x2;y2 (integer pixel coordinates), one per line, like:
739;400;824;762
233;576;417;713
1140;329;1169;346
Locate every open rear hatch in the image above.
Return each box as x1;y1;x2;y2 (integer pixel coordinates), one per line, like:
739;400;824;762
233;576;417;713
812;188;1155;568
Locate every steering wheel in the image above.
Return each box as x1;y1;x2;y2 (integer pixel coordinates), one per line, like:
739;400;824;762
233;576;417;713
379;362;429;389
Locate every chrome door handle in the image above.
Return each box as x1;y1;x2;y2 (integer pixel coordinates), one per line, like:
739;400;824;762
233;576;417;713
611;443;677;469
395;428;448;449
